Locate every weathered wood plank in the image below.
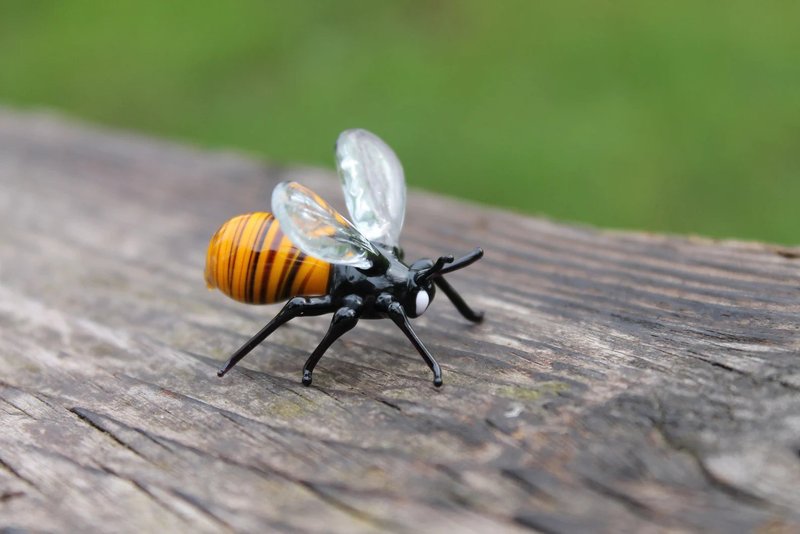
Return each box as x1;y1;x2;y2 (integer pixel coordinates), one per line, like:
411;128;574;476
0;108;798;533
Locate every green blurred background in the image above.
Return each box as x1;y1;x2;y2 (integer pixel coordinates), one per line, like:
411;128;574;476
1;1;798;244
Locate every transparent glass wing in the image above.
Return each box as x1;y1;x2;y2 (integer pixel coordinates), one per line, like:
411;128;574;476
335;129;406;247
271;181;378;268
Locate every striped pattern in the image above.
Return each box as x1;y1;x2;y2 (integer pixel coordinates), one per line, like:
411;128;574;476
204;212;331;304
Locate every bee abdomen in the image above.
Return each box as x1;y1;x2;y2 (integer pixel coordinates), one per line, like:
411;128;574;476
205;212;331;304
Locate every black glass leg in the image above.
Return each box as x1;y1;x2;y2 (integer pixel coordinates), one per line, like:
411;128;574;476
302;304;361;386
380;296;443;387
218;295;333;377
435;276;483;323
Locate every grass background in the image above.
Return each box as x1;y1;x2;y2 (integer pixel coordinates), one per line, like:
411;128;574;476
1;1;797;244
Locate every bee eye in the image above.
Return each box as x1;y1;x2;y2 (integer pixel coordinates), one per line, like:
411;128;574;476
415;290;430;316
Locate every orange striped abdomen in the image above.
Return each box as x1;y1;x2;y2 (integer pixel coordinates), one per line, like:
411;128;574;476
204;212;331;304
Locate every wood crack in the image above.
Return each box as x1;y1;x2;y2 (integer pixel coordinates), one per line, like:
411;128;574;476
0;456;37;489
581;476;663;524
98;465;197;526
296;480;389;530
169;488;235;531
0;490;25;502
649;398;771;508
69;407;168;462
153;431;390;529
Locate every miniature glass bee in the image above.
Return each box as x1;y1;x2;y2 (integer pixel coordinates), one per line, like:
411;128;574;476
205;129;484;387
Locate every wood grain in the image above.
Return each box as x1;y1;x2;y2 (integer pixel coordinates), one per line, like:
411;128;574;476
0;108;798;533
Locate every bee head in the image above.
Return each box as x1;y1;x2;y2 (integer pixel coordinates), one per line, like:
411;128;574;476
406;248;484;318
406;258;439;318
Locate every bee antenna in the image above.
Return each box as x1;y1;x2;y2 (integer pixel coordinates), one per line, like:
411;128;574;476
436;248;484;277
415;255;454;284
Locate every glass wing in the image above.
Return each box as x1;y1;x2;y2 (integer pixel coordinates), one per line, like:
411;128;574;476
271;181;379;269
335;129;406;247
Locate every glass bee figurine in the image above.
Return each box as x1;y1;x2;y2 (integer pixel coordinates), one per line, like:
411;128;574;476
205;129;484;387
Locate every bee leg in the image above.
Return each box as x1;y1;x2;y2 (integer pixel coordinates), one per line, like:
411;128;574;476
302;301;362;387
218;295;333;377
379;295;443;387
434;276;484;323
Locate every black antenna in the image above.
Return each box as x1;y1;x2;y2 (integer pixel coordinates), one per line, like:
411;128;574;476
414;255;454;284
436;248;483;277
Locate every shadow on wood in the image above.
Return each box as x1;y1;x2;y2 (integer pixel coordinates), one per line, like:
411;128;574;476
0;109;798;532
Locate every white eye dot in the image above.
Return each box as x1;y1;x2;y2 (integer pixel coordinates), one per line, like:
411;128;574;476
415;290;430;316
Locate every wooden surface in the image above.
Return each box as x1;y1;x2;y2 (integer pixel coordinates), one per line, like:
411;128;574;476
1;109;799;533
